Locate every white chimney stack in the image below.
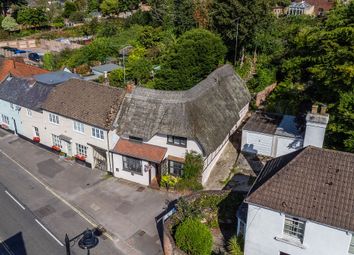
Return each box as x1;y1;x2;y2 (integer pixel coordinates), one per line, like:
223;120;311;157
303;104;329;148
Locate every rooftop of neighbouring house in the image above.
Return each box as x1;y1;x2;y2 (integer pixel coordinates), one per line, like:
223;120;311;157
91;63;121;74
42;79;125;130
112;139;167;163
289;0;313;9
33;71;80;85
0;76;56;111
243;112;303;138
114;64;252;155
0;58;49;82
302;0;334;12
246;146;354;232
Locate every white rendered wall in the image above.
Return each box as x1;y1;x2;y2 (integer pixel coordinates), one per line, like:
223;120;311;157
112;154;156;186
18;108;44;139
242;131;274;156
303;123;327;148
245;204;352;255
276;136;303;157
40;110;112;170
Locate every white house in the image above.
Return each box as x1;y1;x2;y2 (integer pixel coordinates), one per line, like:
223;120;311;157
110;64;251;186
241;105;329;157
238;146;354;255
40;79;125;171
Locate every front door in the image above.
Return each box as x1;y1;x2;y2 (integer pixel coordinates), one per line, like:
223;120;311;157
66;142;72;156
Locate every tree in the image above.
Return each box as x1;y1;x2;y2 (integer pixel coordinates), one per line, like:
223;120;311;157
1;16;18;31
17;7;48;27
63;1;77;18
88;0;100;12
42;52;55;71
100;0;119;16
1;0;27;16
154;29;226;90
108;68;125;87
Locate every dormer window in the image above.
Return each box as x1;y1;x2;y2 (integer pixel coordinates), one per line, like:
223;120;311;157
167;135;187;147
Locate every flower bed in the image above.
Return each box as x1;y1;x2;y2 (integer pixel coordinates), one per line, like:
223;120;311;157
32;136;40;143
51;145;61;152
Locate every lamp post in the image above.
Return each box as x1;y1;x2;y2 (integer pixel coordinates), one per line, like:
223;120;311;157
65;228;99;255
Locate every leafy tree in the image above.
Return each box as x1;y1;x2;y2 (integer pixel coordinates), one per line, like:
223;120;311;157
63;1;77;18
88;0;101;12
108;68;125;87
17;7;48;27
125;47;153;85
51;16;64;28
100;0;119;16
154;29;226;90
118;0;140;12
42;52;55;71
1;16;18;31
1;0;27;16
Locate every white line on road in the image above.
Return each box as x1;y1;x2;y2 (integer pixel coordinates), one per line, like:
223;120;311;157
35;219;64;247
4;190;25;210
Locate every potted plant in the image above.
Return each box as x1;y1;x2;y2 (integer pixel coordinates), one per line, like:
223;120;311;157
59;151;66;159
32;136;40;143
51;145;61;152
75;154;86;162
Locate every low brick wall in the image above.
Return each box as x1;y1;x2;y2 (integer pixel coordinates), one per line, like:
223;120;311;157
162;190;230;255
255;82;277;107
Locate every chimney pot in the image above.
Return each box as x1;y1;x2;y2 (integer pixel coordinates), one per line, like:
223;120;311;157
320;105;327;115
311;104;318;114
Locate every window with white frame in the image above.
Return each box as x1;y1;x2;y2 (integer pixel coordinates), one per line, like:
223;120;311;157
27;109;32;117
92;127;104;140
76;143;88;157
52;134;62;148
349;234;354;254
283;216;305;242
122;156;142;175
73;121;85;133
49;113;59;124
1;114;9;125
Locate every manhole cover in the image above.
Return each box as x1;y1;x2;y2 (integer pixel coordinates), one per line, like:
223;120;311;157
34;205;56;218
136;187;145;192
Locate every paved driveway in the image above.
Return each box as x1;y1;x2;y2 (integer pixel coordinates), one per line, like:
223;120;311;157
0;132;178;255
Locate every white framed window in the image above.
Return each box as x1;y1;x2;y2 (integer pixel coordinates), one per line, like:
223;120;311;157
349;234;354;254
92;127;104;140
283;216;305;243
168;160;184;177
76;143;88;157
33;126;40;137
27;109;32;117
122;156;142;175
73;121;85;133
49;113;59;124
52;134;62;148
167;135;187;147
1;114;9;125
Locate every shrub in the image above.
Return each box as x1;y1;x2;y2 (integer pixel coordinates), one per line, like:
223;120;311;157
175;178;203;191
228;235;244;255
183;151;203;180
175;218;213;255
160;175;180;190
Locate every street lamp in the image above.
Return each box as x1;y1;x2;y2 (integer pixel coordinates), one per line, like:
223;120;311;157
65;228;99;255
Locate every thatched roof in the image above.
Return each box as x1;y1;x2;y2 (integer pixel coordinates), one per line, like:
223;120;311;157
114;64;251;155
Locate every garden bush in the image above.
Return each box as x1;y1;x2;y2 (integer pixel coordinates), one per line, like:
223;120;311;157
228;235;244;255
175;218;213;255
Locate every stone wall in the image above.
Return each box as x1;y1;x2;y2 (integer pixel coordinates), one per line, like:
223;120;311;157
0;39;37;49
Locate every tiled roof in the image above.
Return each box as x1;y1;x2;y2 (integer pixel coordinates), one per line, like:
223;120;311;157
42;79;125;129
246;146;354;232
303;0;334;12
112;139;167;163
0;58;48;82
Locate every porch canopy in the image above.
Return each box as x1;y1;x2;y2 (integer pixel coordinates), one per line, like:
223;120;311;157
112;139;167;163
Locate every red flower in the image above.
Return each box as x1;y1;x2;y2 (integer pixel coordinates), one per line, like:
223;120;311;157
75;154;86;161
33;137;40;143
51;145;61;152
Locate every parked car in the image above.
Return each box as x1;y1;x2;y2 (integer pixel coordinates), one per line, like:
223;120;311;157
28;52;41;62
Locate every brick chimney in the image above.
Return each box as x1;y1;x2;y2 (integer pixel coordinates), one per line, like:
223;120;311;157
303;104;329;148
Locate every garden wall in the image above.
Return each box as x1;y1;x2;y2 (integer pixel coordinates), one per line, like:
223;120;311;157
162;190;230;255
255;82;277;107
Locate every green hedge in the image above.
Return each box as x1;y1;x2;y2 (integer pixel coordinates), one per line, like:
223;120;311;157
175;218;213;255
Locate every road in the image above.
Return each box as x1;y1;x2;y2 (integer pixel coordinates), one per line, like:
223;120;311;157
0;150;122;255
0;183;64;255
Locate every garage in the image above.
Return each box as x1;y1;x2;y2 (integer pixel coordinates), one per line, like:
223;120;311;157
244;131;273;156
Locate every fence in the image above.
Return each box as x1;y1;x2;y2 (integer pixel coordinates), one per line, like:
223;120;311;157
255;82;277;107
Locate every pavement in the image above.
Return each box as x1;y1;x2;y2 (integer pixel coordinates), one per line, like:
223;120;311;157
0;183;63;255
0;129;178;255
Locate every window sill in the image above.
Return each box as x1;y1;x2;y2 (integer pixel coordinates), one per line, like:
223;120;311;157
91;136;104;141
274;236;305;249
49;122;59;126
166;142;187;148
122;169;143;176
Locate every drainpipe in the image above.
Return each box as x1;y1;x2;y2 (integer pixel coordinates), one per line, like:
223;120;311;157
106;130;112;173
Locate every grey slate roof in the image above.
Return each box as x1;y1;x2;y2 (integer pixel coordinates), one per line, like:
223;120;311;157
0;76;55;111
246;146;354;232
91;64;121;74
34;71;80;85
114;64;251;155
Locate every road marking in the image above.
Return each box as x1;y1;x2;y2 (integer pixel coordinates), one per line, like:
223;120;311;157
0;148;115;241
4;190;25;210
35;219;64;247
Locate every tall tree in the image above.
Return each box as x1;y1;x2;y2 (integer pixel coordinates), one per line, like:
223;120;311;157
17;7;48;27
